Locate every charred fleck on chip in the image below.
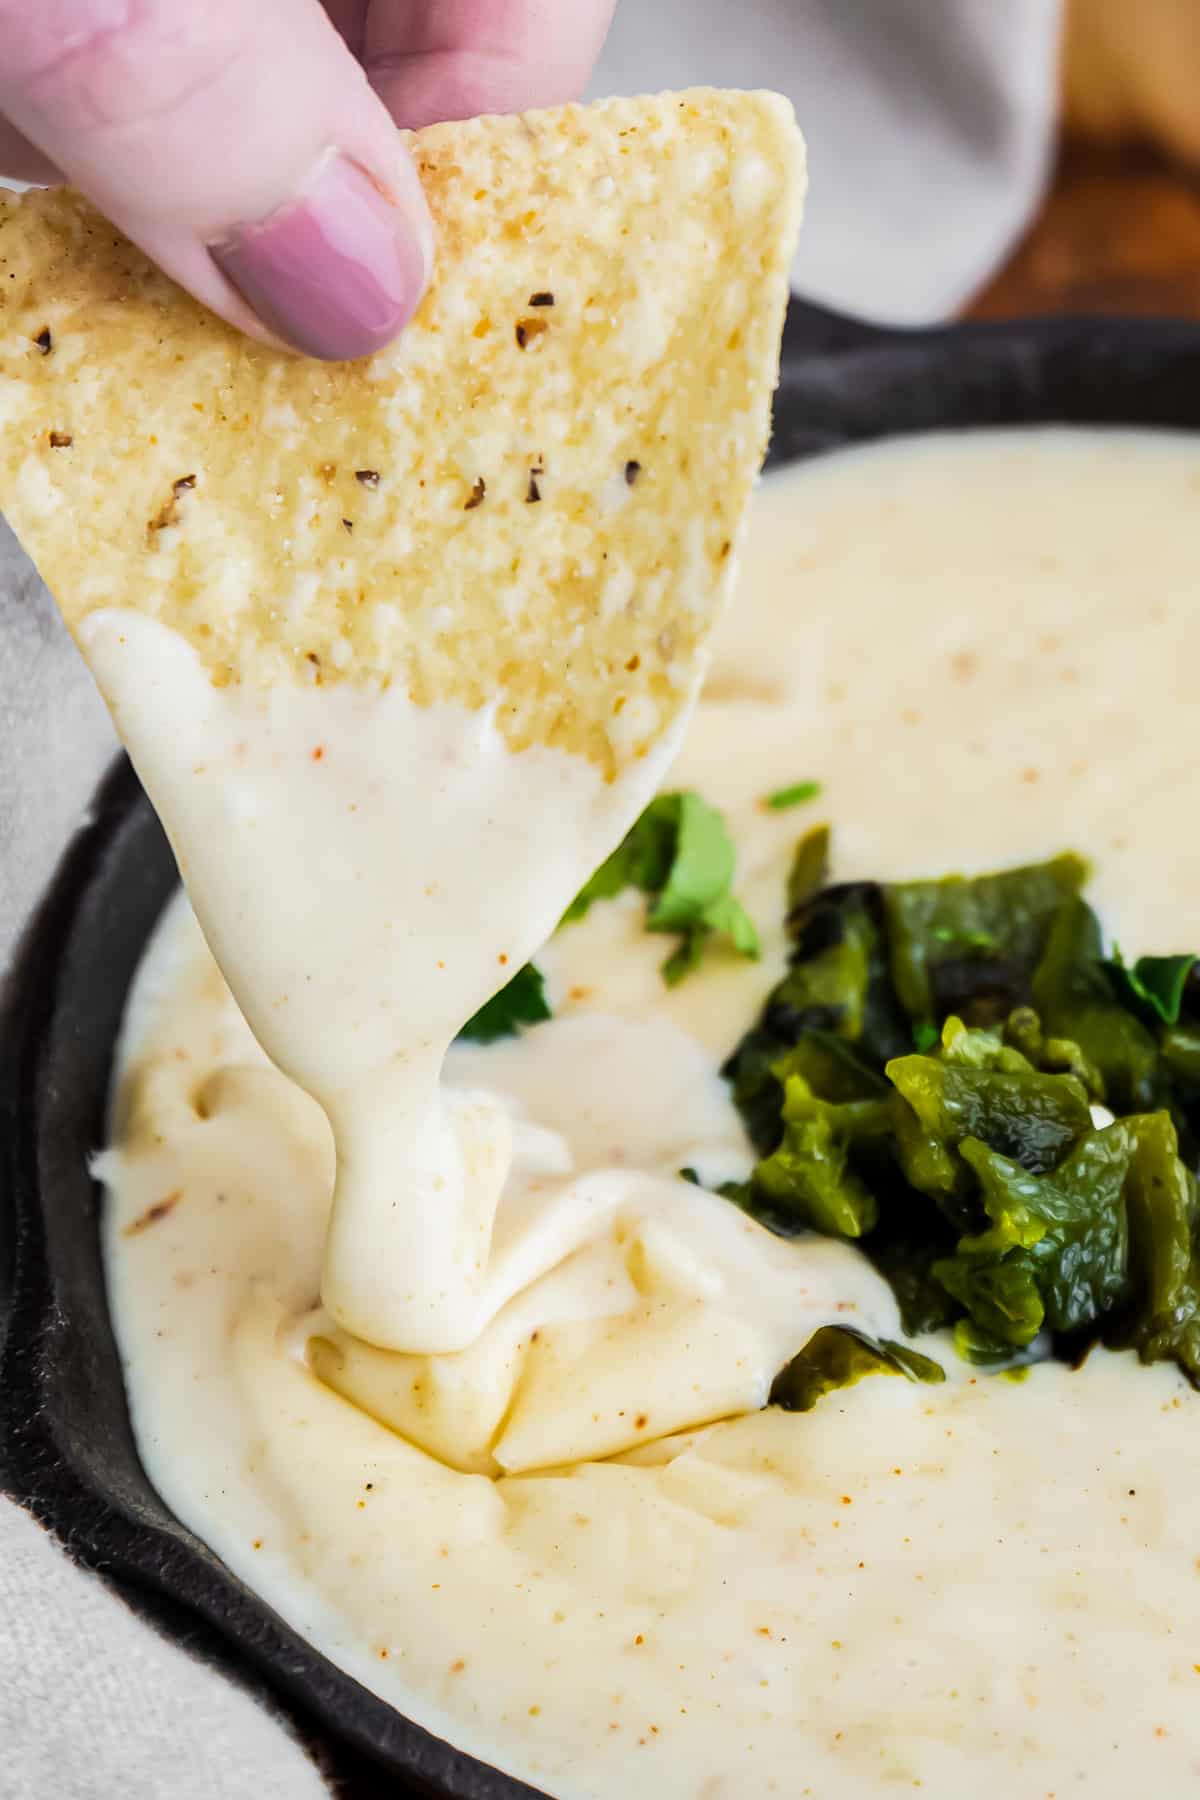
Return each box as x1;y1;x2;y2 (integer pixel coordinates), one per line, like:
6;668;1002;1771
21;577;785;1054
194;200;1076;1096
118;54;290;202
624;460;642;486
515;316;549;350
34;327;52;355
342;518;354;532
464;477;487;511
48;430;72;449
529;291;555;307
355;469;380;488
526;464;544;504
149;475;197;532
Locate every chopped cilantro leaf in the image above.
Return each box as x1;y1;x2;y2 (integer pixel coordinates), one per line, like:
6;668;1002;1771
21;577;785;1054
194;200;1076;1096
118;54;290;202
785;823;831;914
561;794;678;924
461;786;761;1046
566;790;758;985
457;962;551;1044
645;793;736;931
1104;948;1196;1028
765;780;822;811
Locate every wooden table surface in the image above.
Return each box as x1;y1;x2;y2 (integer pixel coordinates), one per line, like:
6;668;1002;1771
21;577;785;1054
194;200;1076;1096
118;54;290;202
970;138;1200;321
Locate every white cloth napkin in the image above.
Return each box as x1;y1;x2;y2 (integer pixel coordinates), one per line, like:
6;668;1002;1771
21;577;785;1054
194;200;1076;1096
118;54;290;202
594;0;1060;323
0;3;1060;1793
1;1504;328;1800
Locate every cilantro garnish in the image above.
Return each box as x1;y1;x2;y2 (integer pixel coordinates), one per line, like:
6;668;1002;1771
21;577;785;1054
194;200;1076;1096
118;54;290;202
457;790;758;1044
764;780;821;811
562;794;680;923
565;791;759;987
1104;948;1196;1028
458;962;551;1044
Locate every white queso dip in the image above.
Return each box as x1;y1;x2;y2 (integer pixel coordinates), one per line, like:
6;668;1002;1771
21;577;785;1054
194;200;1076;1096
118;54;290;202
101;430;1200;1799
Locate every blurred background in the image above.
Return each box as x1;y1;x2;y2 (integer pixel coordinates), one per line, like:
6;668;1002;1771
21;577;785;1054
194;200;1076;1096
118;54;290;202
592;0;1200;325
984;0;1200;317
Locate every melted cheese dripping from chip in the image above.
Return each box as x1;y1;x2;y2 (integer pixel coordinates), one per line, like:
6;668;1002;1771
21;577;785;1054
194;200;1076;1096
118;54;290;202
84;608;695;1351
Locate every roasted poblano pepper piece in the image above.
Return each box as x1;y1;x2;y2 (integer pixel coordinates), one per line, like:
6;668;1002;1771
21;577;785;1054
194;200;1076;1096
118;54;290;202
882;853;1088;1025
1031;897;1159;1113
1106;1111;1200;1382
953;1127;1133;1336
769;1326;944;1413
719;832;1200;1391
740;1073;892;1238
887;1021;1093;1197
863;1204;961;1337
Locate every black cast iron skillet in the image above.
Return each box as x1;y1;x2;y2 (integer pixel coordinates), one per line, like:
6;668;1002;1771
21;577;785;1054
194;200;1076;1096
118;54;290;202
5;299;1200;1798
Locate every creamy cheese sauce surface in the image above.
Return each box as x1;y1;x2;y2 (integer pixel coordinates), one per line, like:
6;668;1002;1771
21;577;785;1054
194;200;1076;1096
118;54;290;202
102;431;1200;1798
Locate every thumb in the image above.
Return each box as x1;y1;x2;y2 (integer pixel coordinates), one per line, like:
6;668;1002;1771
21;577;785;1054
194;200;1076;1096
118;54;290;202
0;0;433;360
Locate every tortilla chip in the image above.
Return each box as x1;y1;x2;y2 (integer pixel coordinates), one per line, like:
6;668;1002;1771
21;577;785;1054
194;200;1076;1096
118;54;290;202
0;90;803;774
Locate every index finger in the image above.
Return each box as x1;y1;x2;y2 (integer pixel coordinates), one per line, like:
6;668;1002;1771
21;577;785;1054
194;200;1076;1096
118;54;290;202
363;0;615;128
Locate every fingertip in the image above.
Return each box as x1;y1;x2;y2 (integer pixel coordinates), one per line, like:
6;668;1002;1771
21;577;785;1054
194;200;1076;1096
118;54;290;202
0;0;434;363
211;149;430;362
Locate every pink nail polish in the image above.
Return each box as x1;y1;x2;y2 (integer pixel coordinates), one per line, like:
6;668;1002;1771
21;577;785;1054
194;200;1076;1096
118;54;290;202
210;151;428;361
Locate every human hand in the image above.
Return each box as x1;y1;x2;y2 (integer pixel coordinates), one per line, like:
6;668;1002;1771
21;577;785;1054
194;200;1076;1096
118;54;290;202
0;1;615;359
